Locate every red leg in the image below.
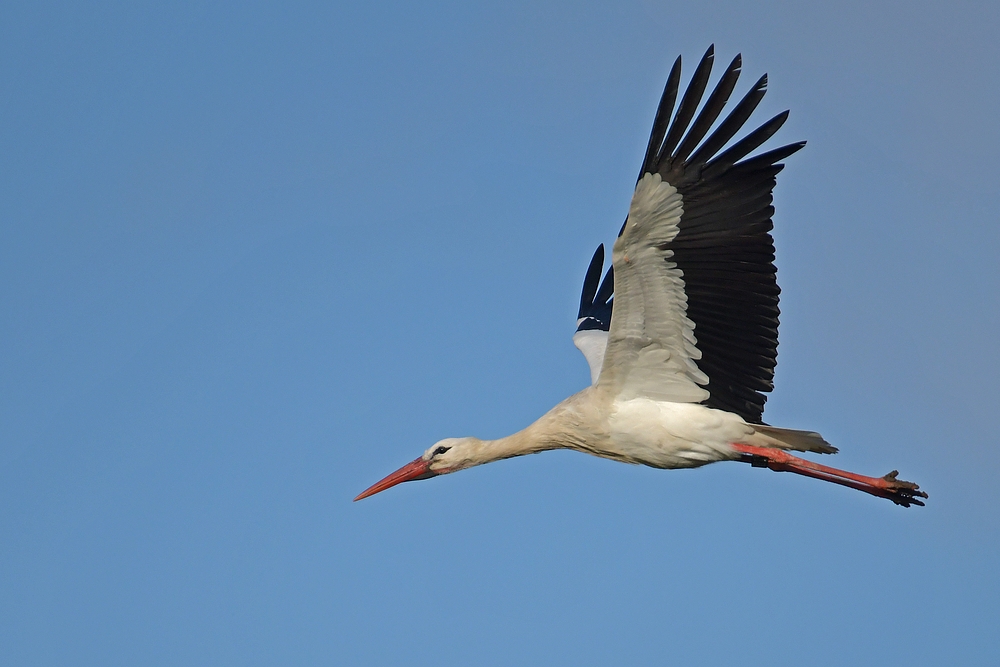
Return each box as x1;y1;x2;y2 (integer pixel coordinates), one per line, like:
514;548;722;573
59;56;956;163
731;443;927;507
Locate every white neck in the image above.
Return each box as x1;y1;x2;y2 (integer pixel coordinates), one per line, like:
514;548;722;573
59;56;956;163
466;391;599;467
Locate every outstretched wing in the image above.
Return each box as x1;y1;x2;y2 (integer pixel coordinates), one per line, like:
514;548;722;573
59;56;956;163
573;244;614;384
597;45;804;424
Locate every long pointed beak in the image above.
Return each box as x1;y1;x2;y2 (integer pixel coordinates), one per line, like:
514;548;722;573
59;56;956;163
354;456;438;501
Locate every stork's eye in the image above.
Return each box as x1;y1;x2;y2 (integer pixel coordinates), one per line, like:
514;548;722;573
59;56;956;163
433;446;451;457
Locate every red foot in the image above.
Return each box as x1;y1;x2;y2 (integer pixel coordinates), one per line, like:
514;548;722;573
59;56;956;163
731;443;927;507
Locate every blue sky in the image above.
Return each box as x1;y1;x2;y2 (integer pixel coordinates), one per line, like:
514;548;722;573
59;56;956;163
2;2;998;665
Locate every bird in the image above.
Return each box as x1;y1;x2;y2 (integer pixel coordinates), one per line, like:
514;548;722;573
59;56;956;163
355;46;927;507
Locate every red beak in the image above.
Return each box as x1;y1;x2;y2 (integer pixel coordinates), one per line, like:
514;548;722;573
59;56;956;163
354;456;438;501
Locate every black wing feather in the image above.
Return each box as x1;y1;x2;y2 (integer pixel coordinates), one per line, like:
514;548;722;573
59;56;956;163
657;45;716;166
577;244;614;332
703;111;790;174
673;53;742;163
641;57;682;177
578;244;605;319
678;74;769;179
594;265;615;311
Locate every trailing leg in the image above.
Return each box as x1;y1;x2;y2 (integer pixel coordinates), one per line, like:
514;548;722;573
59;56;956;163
731;443;927;507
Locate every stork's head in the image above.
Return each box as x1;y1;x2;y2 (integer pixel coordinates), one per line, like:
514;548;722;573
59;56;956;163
354;437;484;501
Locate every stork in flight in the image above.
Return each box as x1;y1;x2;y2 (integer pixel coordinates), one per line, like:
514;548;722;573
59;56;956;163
356;46;927;507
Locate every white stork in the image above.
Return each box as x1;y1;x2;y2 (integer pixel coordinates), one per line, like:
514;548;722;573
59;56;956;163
356;46;927;507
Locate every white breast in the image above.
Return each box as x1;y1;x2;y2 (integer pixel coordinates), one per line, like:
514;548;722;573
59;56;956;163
605;398;752;469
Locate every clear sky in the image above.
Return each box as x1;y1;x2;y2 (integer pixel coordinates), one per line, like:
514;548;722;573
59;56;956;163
2;2;998;665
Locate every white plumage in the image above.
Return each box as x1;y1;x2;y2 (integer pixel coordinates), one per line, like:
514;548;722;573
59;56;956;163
601;173;708;403
356;46;926;508
571;328;608;385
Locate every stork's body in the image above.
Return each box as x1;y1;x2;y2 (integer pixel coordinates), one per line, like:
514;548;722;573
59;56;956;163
356;46;926;507
427;390;750;472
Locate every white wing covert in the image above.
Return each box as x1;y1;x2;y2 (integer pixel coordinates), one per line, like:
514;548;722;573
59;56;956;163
599;174;709;402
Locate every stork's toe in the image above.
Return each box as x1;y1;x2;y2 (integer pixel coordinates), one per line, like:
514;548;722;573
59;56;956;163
881;471;928;507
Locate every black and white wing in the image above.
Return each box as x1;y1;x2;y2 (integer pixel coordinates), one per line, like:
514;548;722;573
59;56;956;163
574;244;614;384
597;45;804;424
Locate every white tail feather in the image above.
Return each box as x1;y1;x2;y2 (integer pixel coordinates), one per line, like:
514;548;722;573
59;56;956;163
749;424;838;455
